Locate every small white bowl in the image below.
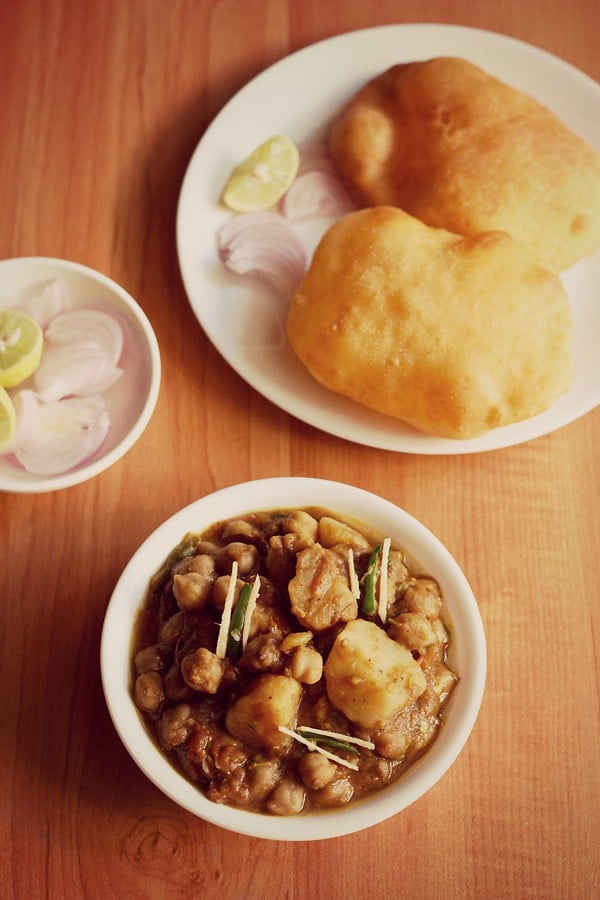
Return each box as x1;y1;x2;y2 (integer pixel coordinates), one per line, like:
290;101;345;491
0;257;161;493
101;477;486;841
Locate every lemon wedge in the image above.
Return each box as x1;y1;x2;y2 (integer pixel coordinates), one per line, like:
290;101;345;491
0;385;17;450
221;135;300;211
0;310;44;388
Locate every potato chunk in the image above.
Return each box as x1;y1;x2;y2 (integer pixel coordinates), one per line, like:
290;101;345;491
324;619;427;728
288;544;358;632
317;516;371;552
283;510;319;545
225;674;301;751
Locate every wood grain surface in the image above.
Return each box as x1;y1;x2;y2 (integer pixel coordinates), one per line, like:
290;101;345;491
1;1;598;898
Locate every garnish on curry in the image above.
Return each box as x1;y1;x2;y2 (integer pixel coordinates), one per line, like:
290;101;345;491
131;507;457;815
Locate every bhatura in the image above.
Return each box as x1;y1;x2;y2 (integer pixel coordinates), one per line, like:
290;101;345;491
286;207;573;440
328;57;600;272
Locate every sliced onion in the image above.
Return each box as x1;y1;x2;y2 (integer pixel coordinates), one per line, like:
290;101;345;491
14;395;110;475
21;278;68;327
0;389;38;456
218;211;295;245
280;171;356;221
225;247;299;298
296;140;336;176
46;308;123;364
218;212;307;299
34;340;123;402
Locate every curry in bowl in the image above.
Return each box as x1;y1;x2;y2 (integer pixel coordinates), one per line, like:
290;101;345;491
131;506;457;815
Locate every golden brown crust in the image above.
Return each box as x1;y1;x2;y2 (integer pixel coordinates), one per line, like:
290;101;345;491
328;58;600;271
286;207;573;440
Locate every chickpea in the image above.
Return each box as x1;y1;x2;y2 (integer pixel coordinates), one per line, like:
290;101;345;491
280;632;313;652
163;664;191;702
266;533;303;587
317;515;370;552
157;703;194;748
180;647;224;694
252;576;278;607
283;510;319;543
246;760;282;803
172;553;216;577
186;723;212;766
211;575;243;613
134;671;164;714
134;643;170;675
195;539;220;556
388;613;437;652
311;694;340;730
210;734;248;774
222;519;262;542
373;716;411;759
289;645;323;684
159;611;184;646
220;541;258;575
265;775;306;816
173;571;213;612
207;767;250;808
245;602;287;641
371;757;394;783
374;732;409;759
312;776;354;808
239;634;285;672
402;578;443;620
298;752;337;790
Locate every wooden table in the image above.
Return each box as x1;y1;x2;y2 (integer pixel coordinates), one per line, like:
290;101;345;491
1;2;598;897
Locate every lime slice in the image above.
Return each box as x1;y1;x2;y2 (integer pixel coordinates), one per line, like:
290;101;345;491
0;385;17;450
221;135;300;211
0;310;44;388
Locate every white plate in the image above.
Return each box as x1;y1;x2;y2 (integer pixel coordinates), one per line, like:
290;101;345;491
101;477;486;839
176;24;600;454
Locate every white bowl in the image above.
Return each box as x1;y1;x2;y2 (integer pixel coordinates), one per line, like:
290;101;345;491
101;477;486;841
0;257;161;492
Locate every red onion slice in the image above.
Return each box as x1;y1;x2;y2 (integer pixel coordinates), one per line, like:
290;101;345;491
296;141;336;176
14;394;110;475
45;308;123;364
34;340;123;402
218;211;295;244
217;211;307;299
280;171;356;221
21;278;68;327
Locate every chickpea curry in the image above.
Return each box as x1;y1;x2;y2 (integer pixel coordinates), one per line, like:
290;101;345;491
132;507;458;816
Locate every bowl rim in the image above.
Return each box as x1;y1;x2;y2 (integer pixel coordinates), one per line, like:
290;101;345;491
0;256;161;493
100;476;486;841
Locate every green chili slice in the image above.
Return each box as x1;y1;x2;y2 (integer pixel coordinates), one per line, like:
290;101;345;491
151;534;197;591
361;544;382;615
297;729;360;756
226;582;253;659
